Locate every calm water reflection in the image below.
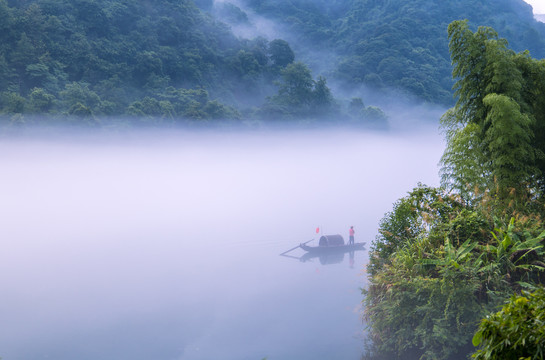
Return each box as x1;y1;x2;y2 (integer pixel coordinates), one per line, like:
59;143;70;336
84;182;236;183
0;128;442;360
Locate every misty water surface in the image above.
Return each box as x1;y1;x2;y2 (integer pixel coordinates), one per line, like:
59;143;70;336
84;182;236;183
0;126;443;360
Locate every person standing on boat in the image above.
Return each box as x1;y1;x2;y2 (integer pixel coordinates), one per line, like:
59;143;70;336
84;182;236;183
349;226;355;245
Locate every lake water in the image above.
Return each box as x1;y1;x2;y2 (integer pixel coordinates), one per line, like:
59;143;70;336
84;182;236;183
0;125;443;360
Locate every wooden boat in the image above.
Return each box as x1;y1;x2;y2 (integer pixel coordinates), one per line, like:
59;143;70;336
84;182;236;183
279;234;365;265
299;234;365;253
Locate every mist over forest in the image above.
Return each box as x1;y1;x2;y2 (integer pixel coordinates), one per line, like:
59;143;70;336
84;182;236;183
0;0;544;129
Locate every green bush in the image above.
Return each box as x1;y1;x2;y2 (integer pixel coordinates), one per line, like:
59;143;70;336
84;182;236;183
472;287;545;360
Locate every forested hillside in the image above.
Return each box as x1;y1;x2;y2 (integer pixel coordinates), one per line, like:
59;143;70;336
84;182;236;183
0;0;271;121
1;0;544;125
0;0;391;126
234;0;545;104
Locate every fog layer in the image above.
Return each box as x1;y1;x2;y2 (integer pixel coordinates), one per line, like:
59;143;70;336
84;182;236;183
0;127;443;360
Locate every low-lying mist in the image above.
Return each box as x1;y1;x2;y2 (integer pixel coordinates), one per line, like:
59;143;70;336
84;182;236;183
0;126;444;360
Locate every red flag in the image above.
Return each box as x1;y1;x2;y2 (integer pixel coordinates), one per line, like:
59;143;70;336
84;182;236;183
316;227;320;234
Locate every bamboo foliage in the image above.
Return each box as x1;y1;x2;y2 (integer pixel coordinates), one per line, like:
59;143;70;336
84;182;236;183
365;19;545;360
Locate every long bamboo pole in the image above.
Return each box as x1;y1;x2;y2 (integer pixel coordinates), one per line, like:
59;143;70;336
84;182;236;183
279;239;314;256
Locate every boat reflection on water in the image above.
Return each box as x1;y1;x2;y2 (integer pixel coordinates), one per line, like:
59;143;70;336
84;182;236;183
299;250;360;266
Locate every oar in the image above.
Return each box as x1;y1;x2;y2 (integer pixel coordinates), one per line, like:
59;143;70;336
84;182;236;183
279;239;314;256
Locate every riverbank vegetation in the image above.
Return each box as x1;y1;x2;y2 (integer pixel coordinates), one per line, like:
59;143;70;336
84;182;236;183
363;20;545;360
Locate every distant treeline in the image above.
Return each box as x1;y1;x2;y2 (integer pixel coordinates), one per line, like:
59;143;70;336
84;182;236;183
0;0;386;128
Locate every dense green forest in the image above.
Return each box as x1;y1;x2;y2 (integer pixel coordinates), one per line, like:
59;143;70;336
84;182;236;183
363;21;545;360
0;0;385;127
234;0;545;105
1;0;544;126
